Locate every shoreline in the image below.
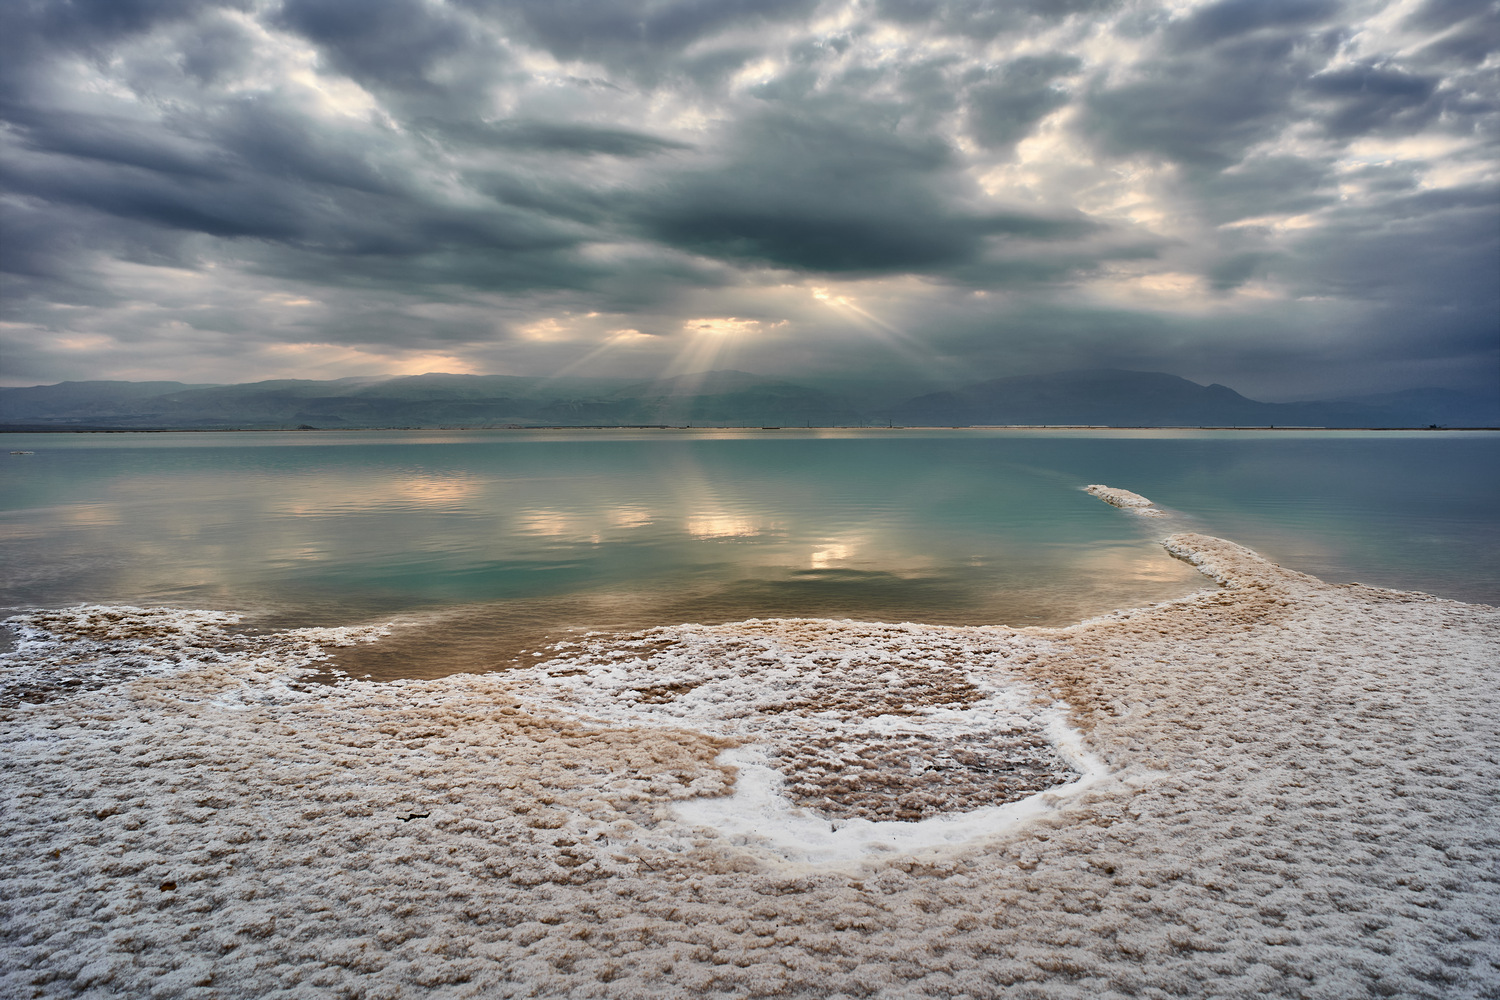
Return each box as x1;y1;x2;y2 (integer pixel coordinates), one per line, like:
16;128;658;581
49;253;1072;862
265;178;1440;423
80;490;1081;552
2;532;1497;997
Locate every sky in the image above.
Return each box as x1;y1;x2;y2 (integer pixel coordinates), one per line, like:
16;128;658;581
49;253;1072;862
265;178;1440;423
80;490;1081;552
1;0;1496;399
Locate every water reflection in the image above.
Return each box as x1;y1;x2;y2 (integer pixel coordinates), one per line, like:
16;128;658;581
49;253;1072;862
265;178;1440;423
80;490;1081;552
685;513;771;539
275;473;483;516
610;506;653;529
810;540;855;569
4;429;1495;681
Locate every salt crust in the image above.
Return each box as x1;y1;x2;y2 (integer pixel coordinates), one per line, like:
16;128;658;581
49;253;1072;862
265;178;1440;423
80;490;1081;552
1084;484;1169;517
512;623;1089;840
670;718;1110;865
2;534;1498;998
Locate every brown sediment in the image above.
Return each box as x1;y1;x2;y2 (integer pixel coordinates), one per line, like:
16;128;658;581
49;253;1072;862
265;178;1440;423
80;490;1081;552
630;679;708;703
754;659;987;717
777;730;1075;821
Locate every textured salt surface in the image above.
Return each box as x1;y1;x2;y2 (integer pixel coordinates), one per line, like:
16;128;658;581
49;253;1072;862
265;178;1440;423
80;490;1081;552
514;623;1087;832
671;717;1110;865
3;534;1498;998
1085;484;1169;517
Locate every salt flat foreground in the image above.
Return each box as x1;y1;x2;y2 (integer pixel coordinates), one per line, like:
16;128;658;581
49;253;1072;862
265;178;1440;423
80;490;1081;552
2;533;1497;999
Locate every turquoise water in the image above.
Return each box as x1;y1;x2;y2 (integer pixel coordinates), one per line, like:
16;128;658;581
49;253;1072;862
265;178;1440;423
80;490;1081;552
3;429;1495;676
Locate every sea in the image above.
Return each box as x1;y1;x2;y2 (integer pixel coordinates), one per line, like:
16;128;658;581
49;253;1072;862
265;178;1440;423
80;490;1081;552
2;428;1496;680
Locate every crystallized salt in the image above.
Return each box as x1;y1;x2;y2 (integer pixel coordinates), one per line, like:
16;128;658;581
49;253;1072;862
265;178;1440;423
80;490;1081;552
2;532;1497;999
1085;483;1170;516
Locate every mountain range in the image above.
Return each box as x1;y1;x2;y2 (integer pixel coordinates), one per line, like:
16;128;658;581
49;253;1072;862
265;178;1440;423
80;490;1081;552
2;370;1495;430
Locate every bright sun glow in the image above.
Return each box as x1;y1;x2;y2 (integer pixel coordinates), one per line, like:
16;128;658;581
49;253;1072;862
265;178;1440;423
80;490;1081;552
659;317;770;377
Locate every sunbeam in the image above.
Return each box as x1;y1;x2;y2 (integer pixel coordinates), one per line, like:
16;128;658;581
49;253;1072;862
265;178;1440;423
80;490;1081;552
548;328;658;380
809;286;964;384
660;318;761;380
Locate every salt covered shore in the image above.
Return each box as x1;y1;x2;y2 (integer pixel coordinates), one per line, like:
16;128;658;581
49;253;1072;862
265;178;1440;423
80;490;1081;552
2;534;1498;998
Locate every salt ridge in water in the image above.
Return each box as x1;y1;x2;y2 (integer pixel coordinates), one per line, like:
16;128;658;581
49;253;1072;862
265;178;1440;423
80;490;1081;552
1084;484;1170;516
2;530;1498;998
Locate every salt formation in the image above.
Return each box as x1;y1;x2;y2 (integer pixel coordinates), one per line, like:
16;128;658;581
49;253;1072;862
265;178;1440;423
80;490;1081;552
511;623;1106;863
1085;483;1169;516
3;534;1498;999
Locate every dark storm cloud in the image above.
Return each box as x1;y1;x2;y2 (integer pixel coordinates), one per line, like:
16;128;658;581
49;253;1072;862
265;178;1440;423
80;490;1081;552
1407;0;1500;66
966;54;1082;152
424;118;694;157
451;0;822;81
2;0;746;319
27;0;218;47
0;198;190;297
3;93;486;250
1307;64;1442;137
0;1;186;100
275;0;476;91
1191;156;1338;227
174;14;258;84
1404;0;1496;32
0;0;1496;395
632;109;1097;272
1084;0;1483;168
3;105;225;180
1166;0;1343;47
1285;183;1500;306
1083;32;1342;169
1;41;609;299
1205;252;1271;293
874;0;1123;40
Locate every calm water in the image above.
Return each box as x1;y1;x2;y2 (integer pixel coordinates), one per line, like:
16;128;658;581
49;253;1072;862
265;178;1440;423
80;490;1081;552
3;429;1496;677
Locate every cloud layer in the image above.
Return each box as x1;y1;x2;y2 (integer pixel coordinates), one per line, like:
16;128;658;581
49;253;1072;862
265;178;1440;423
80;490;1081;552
1;0;1496;397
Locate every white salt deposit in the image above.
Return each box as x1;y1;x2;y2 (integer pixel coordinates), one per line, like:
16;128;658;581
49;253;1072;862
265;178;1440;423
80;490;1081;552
1085;483;1170;516
3;533;1498;999
512;620;1083;835
672;714;1111;865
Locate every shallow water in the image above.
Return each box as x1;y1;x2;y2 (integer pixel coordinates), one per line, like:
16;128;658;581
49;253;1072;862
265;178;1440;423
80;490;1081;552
2;428;1495;678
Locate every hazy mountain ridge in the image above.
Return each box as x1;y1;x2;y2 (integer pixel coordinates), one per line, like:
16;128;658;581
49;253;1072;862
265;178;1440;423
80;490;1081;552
888;371;1499;427
2;370;1496;429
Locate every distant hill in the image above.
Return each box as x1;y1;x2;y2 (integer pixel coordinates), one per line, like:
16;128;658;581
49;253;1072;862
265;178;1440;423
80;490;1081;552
2;369;1495;429
0;371;865;429
890;370;1499;428
0;380;221;420
891;370;1263;426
